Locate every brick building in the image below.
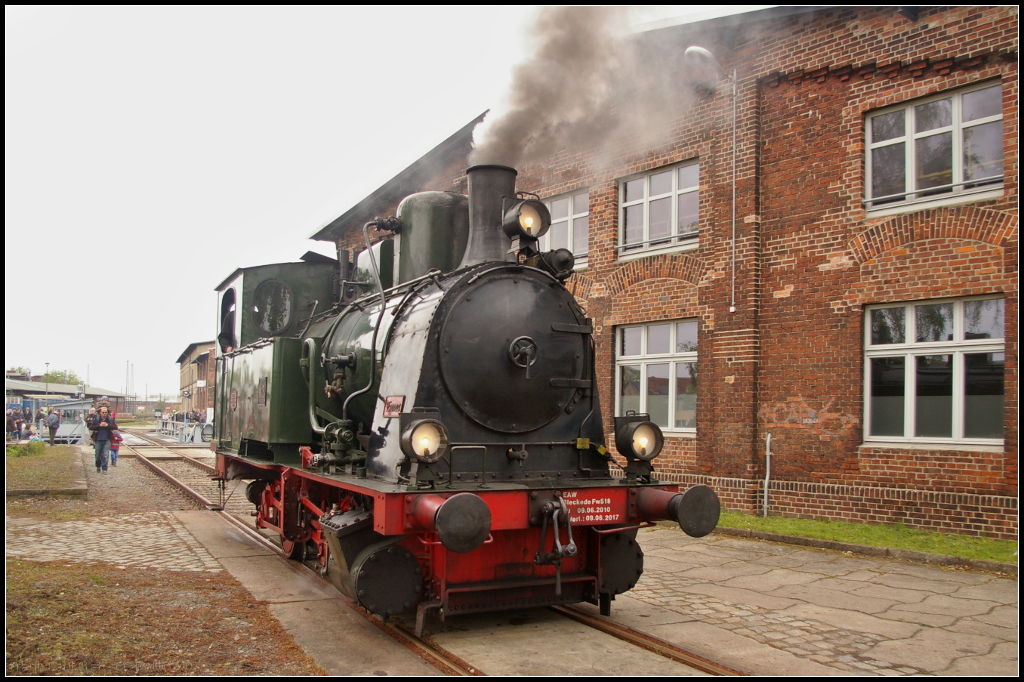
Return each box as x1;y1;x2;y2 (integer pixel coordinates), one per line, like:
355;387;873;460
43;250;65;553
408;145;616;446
314;7;1017;538
177;341;216;416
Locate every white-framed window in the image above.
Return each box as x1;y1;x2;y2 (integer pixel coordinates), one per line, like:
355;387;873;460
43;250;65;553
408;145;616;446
864;296;1005;444
617;161;699;256
541;190;589;261
865;81;1004;212
615;320;698;432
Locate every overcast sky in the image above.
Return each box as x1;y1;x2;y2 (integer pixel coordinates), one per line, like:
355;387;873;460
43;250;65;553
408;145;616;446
5;6;764;397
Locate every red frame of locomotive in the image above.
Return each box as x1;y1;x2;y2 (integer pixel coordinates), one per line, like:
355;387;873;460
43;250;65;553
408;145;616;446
217;446;677;617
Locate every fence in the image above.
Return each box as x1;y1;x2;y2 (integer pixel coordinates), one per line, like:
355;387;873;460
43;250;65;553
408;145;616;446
156;419;209;443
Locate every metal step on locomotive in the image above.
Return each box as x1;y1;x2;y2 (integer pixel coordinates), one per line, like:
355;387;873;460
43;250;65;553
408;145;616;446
213;165;721;635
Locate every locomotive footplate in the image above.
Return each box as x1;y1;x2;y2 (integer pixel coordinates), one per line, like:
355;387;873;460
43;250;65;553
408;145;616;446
414;574;596;637
443;574;595;614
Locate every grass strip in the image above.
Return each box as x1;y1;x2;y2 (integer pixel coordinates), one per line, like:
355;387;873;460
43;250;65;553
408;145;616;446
6;445;81;491
717;511;1017;565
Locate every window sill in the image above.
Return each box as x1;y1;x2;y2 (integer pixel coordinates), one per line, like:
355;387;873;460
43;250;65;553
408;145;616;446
864;186;1003;219
614;426;696;438
616;240;699;262
859;441;1004;453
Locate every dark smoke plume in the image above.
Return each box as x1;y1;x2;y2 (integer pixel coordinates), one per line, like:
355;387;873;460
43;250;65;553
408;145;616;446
471;7;703;168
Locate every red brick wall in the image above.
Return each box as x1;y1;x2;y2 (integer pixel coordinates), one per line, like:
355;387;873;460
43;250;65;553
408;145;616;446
752;5;1017;538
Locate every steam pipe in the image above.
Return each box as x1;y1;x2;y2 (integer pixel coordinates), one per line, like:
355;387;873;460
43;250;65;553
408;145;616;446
299;300;319;338
304;338;326;435
342;221;389;420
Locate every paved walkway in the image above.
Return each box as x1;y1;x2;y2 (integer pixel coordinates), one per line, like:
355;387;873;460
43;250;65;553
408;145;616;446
609;528;1019;676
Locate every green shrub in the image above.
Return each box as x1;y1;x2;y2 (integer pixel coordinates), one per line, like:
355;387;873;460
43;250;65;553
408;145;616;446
7;442;47;458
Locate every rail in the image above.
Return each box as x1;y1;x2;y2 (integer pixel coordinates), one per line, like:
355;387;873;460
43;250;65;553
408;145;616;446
551;604;746;676
125;446;219;509
214;512;482;675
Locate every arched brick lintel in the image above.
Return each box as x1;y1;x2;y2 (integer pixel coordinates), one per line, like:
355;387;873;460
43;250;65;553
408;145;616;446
850;206;1017;265
604;253;705;298
565;271;594;302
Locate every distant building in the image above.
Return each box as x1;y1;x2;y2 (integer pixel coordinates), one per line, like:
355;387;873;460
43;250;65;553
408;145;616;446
177;341;216;415
4;378;128;414
133;399;181;416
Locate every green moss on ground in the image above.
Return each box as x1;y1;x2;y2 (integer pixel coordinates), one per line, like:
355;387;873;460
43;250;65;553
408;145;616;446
5;445;81;490
717;511;1017;564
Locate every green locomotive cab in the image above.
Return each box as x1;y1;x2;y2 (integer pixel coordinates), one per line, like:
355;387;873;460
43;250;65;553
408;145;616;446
215;260;337;462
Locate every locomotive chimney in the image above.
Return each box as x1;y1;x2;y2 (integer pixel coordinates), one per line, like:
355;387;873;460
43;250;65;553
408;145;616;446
459;164;518;268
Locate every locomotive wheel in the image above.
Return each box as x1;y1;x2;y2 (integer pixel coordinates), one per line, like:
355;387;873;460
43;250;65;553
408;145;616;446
245;480;268;506
280;537;306;560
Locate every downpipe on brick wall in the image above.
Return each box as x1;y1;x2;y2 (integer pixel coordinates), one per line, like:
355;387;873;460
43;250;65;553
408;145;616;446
729;66;736;314
763;432;772;517
683;47;738;313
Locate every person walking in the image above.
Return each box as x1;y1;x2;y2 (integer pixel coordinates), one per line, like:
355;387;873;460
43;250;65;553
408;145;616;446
86;405;118;474
109;432;122;467
45;409;61;446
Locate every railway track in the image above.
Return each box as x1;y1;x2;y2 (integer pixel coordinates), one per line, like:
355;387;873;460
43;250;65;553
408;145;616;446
125;431;742;676
122;434;250;514
551;604;744;676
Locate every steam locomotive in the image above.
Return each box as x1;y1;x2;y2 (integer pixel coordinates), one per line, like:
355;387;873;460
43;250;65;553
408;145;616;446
213;165;720;635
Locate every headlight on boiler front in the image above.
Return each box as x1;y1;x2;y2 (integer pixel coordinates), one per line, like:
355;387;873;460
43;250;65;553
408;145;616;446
502;199;551;240
630;423;660;460
400;419;450;463
614;416;664;461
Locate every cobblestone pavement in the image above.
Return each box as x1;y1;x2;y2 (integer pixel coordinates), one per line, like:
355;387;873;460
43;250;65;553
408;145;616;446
628;528;1018;676
6;511;223;572
6;450;219;572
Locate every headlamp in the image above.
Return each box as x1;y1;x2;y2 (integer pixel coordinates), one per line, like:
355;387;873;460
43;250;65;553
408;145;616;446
400;418;449;463
502;199;551;240
614;415;664;461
